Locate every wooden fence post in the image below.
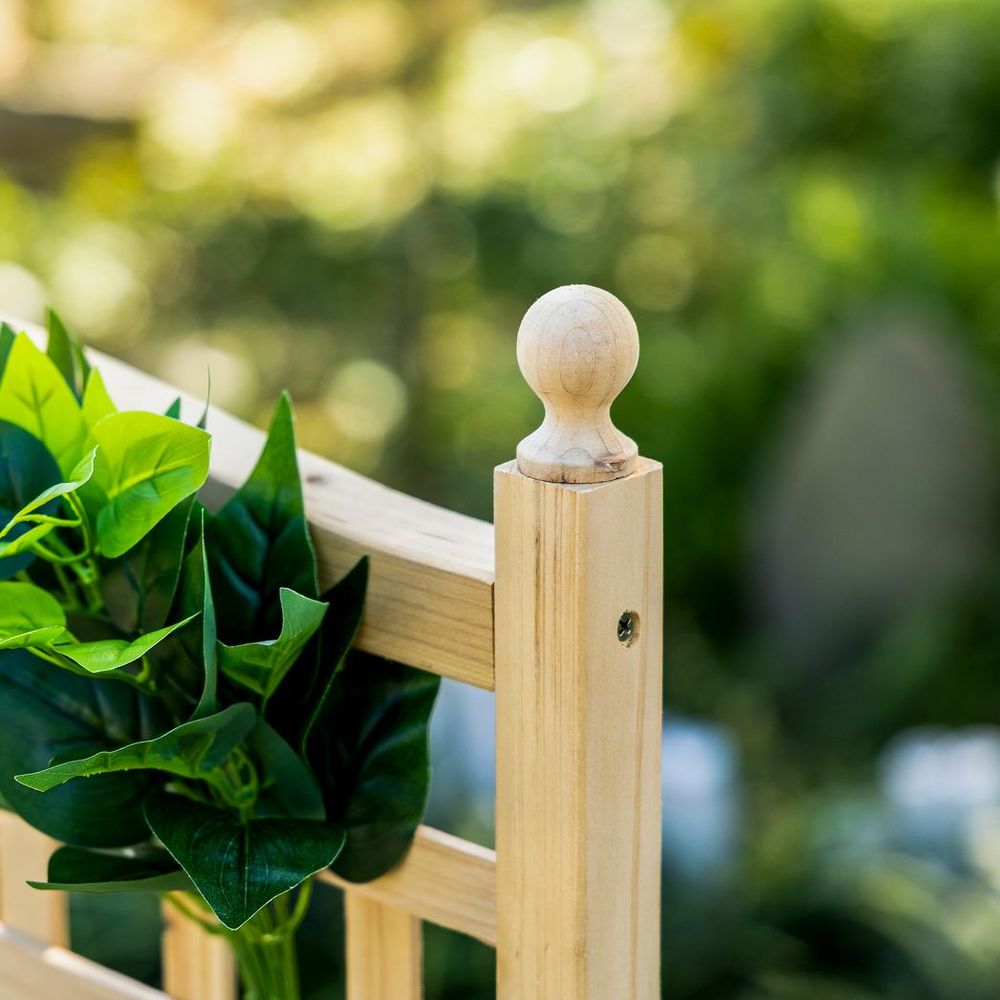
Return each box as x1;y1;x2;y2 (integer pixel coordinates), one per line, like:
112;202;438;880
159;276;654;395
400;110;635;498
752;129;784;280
495;285;662;999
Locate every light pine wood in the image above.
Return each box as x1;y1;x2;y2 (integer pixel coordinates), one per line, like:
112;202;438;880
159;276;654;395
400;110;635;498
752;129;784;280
161;901;236;1000
516;285;639;484
0;814;67;946
494;458;663;1000
322;825;497;946
0;924;166;1000
4;314;496;690
345;893;423;1000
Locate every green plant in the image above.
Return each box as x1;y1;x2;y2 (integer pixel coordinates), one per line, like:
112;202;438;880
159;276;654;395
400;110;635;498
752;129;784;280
0;314;439;999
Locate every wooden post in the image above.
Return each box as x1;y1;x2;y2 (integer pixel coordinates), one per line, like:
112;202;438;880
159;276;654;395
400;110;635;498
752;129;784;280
495;285;662;999
345;891;423;1000
161;902;236;1000
0;813;68;946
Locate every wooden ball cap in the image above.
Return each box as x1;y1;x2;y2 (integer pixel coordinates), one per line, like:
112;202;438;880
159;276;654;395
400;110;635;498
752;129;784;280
516;284;639;484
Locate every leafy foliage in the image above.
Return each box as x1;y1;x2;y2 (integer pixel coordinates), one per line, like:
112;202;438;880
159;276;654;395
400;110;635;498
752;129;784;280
0;317;437;960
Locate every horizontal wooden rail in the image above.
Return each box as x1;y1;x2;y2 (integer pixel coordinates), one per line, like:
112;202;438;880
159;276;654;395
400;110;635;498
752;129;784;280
0;925;167;1000
3;316;496;690
322;826;497;946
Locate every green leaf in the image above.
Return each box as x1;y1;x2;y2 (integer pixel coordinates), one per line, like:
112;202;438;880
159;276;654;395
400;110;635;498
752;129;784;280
0;582;67;649
249;720;325;821
176;513;219;718
267;558;368;762
145;791;344;930
313;651;439;883
0;448;96;557
0;333;88;475
219;588;328;699
86;411;210;558
0;419;62;579
0;323;15;381
30;846;190;895
82;369;116;428
55;614;198;674
46;309;89;400
16;702;256;791
101;495;194;634
0;649;164;847
206;393;317;645
164;397;182;420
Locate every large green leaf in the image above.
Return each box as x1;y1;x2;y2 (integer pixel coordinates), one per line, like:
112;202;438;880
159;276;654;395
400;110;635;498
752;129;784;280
101;495;195;634
0;582;67;649
30;846;190;894
268;558;368;754
219;588;328;699
81;369;116;428
145;791;344;930
206;394;317;645
0;649;162;847
16;702;256;791
46;309;90;400
55;614;198;674
310;649;439;883
0;333;87;475
0;420;62;579
176;515;220;718
86;411;210;558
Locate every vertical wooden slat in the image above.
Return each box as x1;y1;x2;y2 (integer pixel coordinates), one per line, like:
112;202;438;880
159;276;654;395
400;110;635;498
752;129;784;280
0;812;68;945
494;458;663;999
345;891;423;1000
161;902;236;1000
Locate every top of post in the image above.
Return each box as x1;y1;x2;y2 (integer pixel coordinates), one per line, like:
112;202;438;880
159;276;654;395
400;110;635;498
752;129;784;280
516;284;639;484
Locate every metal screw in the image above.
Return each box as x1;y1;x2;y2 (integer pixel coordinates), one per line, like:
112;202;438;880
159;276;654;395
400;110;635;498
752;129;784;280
617;610;639;647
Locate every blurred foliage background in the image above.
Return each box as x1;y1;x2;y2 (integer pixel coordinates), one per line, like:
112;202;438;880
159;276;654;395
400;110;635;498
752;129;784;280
2;0;1000;996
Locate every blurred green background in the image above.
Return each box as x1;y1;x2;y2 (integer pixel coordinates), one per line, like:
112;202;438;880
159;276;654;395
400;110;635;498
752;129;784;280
3;0;1000;996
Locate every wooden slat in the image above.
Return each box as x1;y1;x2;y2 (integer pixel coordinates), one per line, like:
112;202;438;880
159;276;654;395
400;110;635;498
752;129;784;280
0;924;166;1000
161;902;236;1000
3;315;496;690
0;813;68;946
494;459;663;999
345;894;422;1000
321;826;496;946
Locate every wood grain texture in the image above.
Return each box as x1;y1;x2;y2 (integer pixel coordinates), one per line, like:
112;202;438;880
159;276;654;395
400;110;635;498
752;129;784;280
345;894;423;1000
0;814;67;946
494;458;663;1000
515;285;639;484
322;825;497;946
0;924;166;1000
161;902;236;1000
2;314;496;690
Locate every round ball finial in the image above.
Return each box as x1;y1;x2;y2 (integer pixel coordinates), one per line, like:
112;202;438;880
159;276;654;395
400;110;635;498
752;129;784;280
516;284;639;484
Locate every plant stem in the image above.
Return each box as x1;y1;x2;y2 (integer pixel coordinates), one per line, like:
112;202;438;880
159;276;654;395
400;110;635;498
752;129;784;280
225;890;308;1000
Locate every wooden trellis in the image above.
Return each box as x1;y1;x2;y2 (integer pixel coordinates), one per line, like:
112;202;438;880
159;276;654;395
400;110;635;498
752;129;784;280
0;284;662;999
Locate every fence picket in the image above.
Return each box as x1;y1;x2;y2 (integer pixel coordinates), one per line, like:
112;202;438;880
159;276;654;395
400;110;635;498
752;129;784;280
0;813;68;946
345;892;423;1000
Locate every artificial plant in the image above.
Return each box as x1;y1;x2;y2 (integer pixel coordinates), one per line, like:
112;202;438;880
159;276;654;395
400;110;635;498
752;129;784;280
0;313;439;999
